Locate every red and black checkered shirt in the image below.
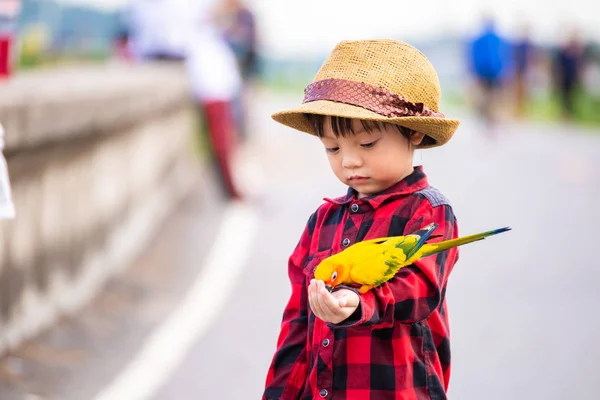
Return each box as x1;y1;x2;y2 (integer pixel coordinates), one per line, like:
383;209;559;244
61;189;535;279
263;167;460;400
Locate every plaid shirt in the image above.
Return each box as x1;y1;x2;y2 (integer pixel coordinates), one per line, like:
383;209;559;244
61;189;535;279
263;167;459;400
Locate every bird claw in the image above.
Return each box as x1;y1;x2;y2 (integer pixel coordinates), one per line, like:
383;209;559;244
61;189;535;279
332;284;361;294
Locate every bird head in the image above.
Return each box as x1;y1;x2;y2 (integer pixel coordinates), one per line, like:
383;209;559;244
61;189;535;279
314;258;347;291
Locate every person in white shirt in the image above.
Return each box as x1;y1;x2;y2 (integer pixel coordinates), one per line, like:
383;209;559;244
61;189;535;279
124;0;243;199
0;123;15;219
185;0;243;199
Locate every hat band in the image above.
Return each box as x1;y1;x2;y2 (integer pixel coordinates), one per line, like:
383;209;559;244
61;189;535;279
303;78;445;118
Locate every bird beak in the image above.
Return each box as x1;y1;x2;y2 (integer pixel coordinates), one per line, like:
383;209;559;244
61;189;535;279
325;284;333;292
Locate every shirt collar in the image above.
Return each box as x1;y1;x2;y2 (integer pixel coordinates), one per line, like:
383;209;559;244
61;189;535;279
324;166;429;209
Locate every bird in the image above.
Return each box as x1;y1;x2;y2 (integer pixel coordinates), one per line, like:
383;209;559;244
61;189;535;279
314;223;511;293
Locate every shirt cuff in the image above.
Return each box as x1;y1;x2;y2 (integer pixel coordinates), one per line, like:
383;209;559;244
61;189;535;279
327;285;363;328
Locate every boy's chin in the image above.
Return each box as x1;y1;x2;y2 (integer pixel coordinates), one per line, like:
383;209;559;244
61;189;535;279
351;184;379;198
352;180;398;197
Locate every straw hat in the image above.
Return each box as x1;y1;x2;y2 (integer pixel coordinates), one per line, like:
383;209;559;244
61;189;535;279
272;39;459;148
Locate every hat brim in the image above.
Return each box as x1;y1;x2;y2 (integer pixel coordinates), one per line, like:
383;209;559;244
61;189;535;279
272;100;459;149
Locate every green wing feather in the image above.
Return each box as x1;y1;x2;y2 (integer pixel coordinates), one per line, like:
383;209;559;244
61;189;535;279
347;224;438;287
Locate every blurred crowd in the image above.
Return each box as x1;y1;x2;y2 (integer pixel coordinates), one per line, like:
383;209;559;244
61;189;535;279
2;2;600;197
1;0;259;200
466;17;600;128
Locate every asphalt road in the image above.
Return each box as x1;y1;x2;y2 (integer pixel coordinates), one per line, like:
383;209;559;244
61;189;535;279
3;91;597;400
153;92;600;400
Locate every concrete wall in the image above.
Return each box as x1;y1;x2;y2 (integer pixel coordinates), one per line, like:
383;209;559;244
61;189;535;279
0;62;200;355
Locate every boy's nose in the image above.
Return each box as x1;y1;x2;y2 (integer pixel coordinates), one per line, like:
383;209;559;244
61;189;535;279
342;152;362;169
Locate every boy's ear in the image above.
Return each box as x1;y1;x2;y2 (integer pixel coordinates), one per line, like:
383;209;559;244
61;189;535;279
410;132;426;146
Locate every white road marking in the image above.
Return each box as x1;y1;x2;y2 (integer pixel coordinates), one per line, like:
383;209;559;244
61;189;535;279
94;201;259;400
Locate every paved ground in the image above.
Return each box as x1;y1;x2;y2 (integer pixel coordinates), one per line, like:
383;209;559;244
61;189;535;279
1;90;599;399
156;93;600;399
0;172;229;400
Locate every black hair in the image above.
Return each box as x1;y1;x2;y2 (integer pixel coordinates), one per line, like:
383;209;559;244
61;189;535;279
305;114;435;146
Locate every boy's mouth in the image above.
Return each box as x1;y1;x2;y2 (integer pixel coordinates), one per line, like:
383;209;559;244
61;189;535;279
348;176;369;182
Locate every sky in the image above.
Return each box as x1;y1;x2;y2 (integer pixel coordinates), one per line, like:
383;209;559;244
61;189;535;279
249;0;599;56
57;0;600;56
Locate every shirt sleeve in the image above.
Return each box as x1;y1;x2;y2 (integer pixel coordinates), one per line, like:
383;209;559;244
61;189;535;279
335;201;459;329
263;213;314;399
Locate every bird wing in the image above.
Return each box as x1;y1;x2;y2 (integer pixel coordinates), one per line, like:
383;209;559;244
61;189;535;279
348;248;408;286
346;224;442;287
342;233;424;286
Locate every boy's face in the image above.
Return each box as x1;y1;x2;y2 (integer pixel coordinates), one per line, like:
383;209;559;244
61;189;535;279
319;118;424;199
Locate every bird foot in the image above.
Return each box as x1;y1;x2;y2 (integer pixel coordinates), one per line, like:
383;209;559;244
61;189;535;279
358;285;374;294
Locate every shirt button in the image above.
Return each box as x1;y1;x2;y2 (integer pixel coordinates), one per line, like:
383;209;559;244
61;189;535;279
350;203;359;212
320;389;328;397
322;338;330;347
342;238;350;247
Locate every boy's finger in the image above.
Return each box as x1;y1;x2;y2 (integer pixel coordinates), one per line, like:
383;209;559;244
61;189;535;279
308;281;319;310
310;281;326;318
308;281;317;312
333;289;360;308
319;281;343;316
314;281;333;319
344;292;360;308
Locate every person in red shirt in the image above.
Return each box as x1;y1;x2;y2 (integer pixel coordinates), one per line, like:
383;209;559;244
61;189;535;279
263;39;461;400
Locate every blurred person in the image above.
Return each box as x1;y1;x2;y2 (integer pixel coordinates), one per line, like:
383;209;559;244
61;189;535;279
123;0;243;199
467;17;511;128
123;0;189;61
0;123;15;219
263;40;461;399
552;30;585;120
513;24;535;117
216;0;258;141
217;0;257;81
186;0;244;200
583;41;600;110
0;0;21;79
113;26;133;61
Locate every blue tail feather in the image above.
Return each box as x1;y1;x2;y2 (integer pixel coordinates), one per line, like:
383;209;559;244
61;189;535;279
403;223;438;259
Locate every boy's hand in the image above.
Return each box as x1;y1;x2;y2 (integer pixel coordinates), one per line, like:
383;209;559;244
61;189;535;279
308;279;360;324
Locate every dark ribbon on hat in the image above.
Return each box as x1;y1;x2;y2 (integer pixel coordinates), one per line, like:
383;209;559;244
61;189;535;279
303;78;445;118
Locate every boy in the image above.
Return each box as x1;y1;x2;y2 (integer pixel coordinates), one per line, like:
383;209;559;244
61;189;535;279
263;39;460;400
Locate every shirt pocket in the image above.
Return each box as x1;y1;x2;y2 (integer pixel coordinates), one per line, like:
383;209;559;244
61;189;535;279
302;249;333;280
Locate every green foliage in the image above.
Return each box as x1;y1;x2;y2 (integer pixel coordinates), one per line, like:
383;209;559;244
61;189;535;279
527;89;600;126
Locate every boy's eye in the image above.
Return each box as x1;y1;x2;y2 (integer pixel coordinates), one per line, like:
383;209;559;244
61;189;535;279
361;141;378;149
326;147;340;153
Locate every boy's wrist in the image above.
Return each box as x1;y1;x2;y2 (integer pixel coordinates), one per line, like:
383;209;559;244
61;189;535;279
328;303;362;328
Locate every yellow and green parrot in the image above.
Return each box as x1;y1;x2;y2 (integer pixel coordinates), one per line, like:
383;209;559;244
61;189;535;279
314;223;510;294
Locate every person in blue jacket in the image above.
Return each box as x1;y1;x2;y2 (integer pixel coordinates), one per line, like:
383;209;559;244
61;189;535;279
468;17;511;126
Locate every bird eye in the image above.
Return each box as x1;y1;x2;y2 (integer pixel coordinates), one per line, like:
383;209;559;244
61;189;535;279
331;271;338;282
